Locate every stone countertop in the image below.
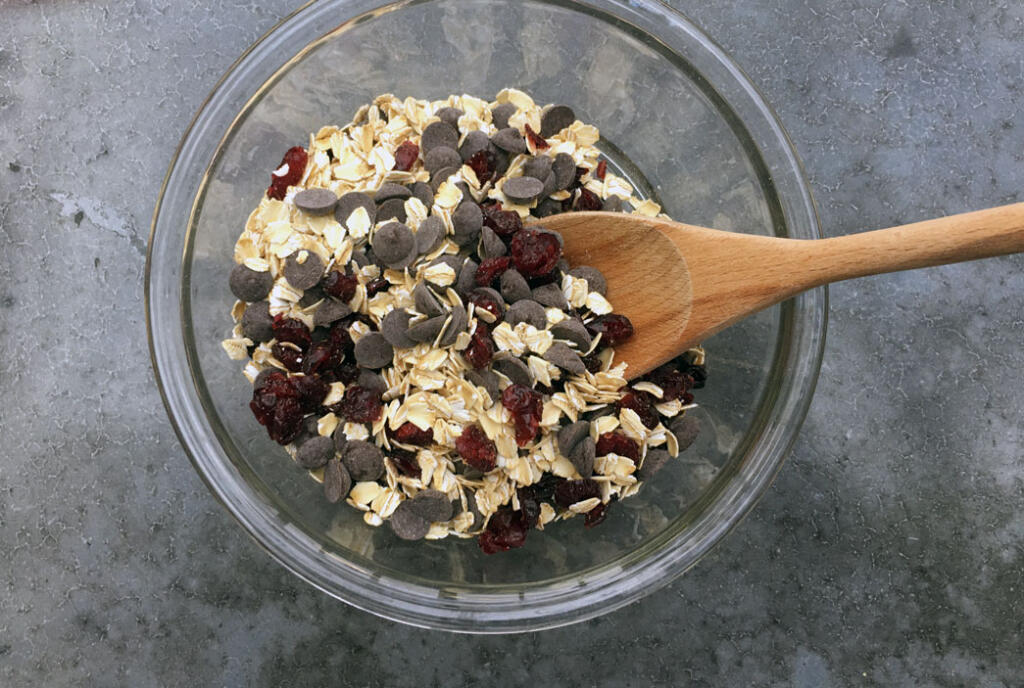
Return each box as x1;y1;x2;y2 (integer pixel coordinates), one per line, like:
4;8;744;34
1;1;1021;685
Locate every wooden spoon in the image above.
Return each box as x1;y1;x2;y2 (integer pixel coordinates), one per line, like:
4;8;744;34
540;203;1024;378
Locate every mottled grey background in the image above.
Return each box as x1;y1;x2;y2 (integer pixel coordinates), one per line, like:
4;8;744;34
1;1;1022;686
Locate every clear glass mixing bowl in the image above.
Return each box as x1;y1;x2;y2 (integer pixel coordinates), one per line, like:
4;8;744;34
147;0;826;632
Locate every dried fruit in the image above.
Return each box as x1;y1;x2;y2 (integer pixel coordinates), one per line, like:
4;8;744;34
463;326;495;369
474;256;512;286
595;431;639;461
616;389;660;429
469;289;503;320
466;149;496;182
391;422;433;446
501;383;543;446
584;501;609;528
271;343;304;372
509;228;561;278
335;385;382;423
585;313;634;347
481;202;523;239
392;140;419;171
266;146;307;200
646;365;692;401
478;506;529;554
322;270;358;302
575;187;602;211
267;397;303;444
455;424;497;472
595;160;607;181
290;374;329;412
366;277;389;297
272;315;312;350
517;486;541;529
388;447;421;477
523;123;549;150
553;478;601;508
302;341;341;376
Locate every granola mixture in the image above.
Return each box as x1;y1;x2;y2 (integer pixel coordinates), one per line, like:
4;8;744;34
222;90;706;553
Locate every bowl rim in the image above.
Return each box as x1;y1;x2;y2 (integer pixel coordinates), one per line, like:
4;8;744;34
146;0;827;633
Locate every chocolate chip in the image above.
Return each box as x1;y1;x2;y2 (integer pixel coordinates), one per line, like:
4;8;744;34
438;304;468;347
298;285;324;307
499;269;531;303
465;369;500;401
353;332;393;369
283;251;325;291
455;258;479;297
389;501;430;540
409;489;454;522
555;258;570;274
375;182;412;202
570;436;596;476
490;145;511;176
431;254;464;274
335;191;376;227
502;176;545;203
333;425;348;453
253;368;278;390
557;420;590;456
410;181;434;208
293;188;338;216
357;370;387;393
492;355;533;386
522;155;553;180
323;459;352;503
296;435;334;469
540;171;558;199
452;202;482;247
537;227;564;249
459;130;490;161
415;216;446;255
381;309;416;349
469;287;505;313
430;165;460;192
413;282;444;316
406;314;447;343
229;264;274;302
350;249;370;267
505;299;547;329
421;121;459;154
569;266;607;295
241;301;274;342
540;104;576;137
436;106;463;129
669;415;700;453
313;298;352;327
372;221;416;268
477;226;506;260
534;198;562;218
552;153;576;190
376;197;407;223
637;449;671;481
342;440;385;481
491;127;527;155
550;318;592;351
543;342;586;374
424;146;462;174
602;196;623;213
532;283;568;310
490;102;517;130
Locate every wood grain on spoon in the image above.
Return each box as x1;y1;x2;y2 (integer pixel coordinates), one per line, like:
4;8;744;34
541;203;1024;378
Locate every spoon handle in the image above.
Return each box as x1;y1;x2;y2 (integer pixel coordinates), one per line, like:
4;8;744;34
793;202;1024;288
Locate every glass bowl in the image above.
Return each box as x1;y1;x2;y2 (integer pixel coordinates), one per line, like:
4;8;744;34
147;0;826;633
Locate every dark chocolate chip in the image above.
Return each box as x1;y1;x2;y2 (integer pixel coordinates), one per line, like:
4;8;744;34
438;304;467;347
406;315;447;343
557;420;590;456
505;299;547;329
283;251;325;291
350;249;370;267
253;367;278;390
353;332;393;369
540;171;558;199
323;459;352;503
532;283;568;310
410;489;454;522
540;104;576;138
637;449;671;481
376;197;407;223
342;440;385;481
436;106;463;129
491;355;533;386
241;301;274;342
424;146;462;174
413;282;444;316
490;102;517;130
357;370;387;393
430;165;460;192
499;269;532;303
313;298;352;327
502;176;545;203
602;196;623;213
534;198;562;218
431;254;464;273
296;435;334;469
669;415;700;453
410;181;434;208
229;264;274;302
522;155;553;180
455;258;479;297
554;258;570;274
389;501;430;540
415;216;446;255
478;226;507;260
335;191;376;227
569;266;607;295
375;182;412;202
490;145;510;176
293;188;338;216
298;285;324;308
491;127;527;155
469;287;505;312
543;342;586;374
465;369;500;402
570;436;596;476
451;202;483;247
550;318;592;351
372;221;415;267
421;121;459;154
552;153;576;190
333;426;348;453
459;130;490;161
381;309;416;349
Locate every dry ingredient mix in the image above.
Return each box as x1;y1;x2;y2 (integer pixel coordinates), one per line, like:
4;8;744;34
221;90;706;553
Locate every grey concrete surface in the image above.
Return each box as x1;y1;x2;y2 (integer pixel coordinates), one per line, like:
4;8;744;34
1;1;1022;685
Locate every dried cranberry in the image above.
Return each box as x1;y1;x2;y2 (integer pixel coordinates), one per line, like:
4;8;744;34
617;389;660;429
517;486;541;529
290;374;328;413
683;362;707;389
323;270;358;302
391;422;434;446
249;398;273;426
328;321;353;354
571;166;588;189
575;187;602;211
366;277;389;298
524;123;549;150
581;351;604;373
595;160;607;181
302;341;341;376
509;228;561;278
474;256;512;286
466;149;496;182
501;384;543;447
271;343;304;372
455;425;497;472
595;431;639;461
392;140;419;171
585;314;634;347
553;478;601;508
584;501;609;529
478;506;529;554
481;202;523;239
272;315;311;350
267;397;303;444
335;385;382;423
266;146;307;200
463;327;495;369
469;289;503;320
388;447;421;478
646;366;692;401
